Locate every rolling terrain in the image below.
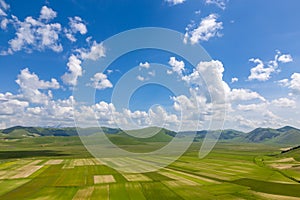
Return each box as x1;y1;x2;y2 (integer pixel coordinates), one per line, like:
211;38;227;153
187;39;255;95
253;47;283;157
0;126;300;199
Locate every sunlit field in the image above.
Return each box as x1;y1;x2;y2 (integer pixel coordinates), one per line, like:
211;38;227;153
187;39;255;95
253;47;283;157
1;135;300;200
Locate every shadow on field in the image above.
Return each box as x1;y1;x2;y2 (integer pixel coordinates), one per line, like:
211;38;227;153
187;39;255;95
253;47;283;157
0;150;70;159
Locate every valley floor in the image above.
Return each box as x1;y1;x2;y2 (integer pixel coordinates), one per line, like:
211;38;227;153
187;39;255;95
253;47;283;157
0;139;300;199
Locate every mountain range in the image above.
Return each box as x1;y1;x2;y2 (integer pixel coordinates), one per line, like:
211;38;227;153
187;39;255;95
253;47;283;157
1;125;300;145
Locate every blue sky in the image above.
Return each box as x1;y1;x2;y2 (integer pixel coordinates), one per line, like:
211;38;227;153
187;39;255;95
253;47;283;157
0;0;299;131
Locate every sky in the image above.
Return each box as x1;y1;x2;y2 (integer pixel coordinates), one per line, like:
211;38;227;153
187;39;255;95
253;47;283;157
0;0;300;131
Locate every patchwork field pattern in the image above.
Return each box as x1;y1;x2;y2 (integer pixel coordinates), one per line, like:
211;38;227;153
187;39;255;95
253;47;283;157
0;143;300;199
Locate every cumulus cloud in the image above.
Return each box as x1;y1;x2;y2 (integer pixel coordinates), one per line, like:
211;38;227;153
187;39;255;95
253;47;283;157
62;40;106;87
231;77;238;83
271;98;296;108
248;51;293;81
289;73;300;94
165;0;186;5
139;62;150;69
230;88;265;102
16;68;59;104
4;9;63;54
39;6;57;21
77;40;105;60
65;16;87;42
137;75;145;81
278;54;293;63
61;55;83;86
1;5;91;55
277;73;300;95
89;72;113;90
168;57;185;75
0;18;9;29
0;0;9;17
184;14;223;44
205;0;227;10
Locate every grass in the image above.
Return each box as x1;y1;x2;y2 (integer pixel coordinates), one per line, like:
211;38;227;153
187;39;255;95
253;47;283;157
0;136;300;199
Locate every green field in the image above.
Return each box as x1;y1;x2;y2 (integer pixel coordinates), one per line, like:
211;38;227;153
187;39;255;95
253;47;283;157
0;136;300;199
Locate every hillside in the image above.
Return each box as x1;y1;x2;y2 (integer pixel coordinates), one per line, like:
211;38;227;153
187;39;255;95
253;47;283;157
1;125;300;145
244;126;300;145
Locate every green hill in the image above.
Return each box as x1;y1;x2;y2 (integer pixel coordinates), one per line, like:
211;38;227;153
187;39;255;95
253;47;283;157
244;128;280;143
244;126;300;145
1;125;300;145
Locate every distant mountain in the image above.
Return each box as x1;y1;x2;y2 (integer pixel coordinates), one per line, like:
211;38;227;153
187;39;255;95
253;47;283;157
1;125;300;145
244;128;280;143
0;126;121;138
180;129;244;142
244;126;300;145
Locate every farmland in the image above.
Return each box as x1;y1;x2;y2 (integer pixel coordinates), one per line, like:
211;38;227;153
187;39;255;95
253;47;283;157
1;134;300;200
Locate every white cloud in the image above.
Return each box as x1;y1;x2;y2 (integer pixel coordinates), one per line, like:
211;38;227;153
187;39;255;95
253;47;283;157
39;6;57;21
231;77;238;83
278;78;289;87
77;41;105;61
230;88;265;102
271;98;296;108
184;14;223;44
62;40;106;87
0;0;9;16
139;62;150;69
5;9;63;54
205;0;227;10
0;0;9;10
248;58;274;81
278;54;293;63
168;57;185;75
65;16;87;42
165;0;186;5
0;9;6;16
0;18;8;29
277;73;300;95
289;73;300;95
16;68;59;104
89;72;113;90
61;54;83;86
137;75;145;81
237;103;266;111
248;51;293;81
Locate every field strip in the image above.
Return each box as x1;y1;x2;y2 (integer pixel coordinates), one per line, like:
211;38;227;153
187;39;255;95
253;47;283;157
228;165;256;171
11;165;43;179
172;163;237;177
266;158;296;163
72;186;94;200
94;175;116;184
251;191;300;200
5;159;43;179
100;158;133;168
62;159;74;169
91;158;103;165
44;159;63;165
92;185;109;200
164;168;220;184
0;160;19;170
269;163;295;169
125;182;147;200
105;157;159;172
222;167;250;174
195;171;232;181
201;159;255;167
158;171;200;186
0;179;31;196
122;173;152;182
0;170;17;179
